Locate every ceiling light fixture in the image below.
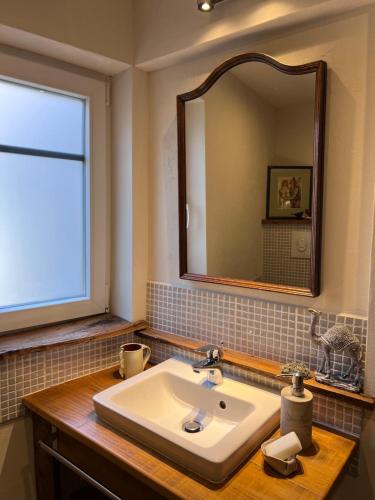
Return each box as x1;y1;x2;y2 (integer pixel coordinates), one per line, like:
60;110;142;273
197;0;225;13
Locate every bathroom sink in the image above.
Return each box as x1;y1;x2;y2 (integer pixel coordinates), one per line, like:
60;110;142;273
93;357;280;483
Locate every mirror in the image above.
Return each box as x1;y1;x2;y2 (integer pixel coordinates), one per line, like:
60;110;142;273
177;53;326;296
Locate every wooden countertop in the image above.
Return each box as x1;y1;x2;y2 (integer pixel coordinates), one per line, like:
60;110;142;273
23;366;356;500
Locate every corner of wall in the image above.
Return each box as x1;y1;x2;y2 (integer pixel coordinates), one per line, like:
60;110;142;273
111;67;149;321
111;67;133;320
132;68;149;320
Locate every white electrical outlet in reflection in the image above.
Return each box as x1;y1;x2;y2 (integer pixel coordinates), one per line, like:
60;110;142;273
291;230;311;259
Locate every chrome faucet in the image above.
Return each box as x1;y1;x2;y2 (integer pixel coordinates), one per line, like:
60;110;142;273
192;344;224;385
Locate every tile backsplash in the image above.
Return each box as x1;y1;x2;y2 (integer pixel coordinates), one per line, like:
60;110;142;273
0;332;135;423
145;280;367;437
146;281;367;377
0;279;368;439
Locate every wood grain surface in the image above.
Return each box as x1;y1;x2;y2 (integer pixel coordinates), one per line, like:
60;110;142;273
261;219;312;225
0;314;147;360
23;366;356;499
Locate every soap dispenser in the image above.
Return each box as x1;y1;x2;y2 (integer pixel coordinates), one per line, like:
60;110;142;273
277;372;313;450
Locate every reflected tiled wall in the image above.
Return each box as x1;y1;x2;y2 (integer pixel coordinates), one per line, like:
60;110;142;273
262;223;311;288
145;281;367;437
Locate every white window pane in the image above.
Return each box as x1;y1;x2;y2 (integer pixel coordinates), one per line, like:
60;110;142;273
0;80;84;154
0;153;86;309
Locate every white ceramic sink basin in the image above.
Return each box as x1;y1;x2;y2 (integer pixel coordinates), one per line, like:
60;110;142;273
93;357;280;483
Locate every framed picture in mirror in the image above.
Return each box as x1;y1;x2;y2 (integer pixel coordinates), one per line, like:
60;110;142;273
266;166;312;219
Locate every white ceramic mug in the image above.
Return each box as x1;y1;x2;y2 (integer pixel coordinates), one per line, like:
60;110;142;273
119;343;151;379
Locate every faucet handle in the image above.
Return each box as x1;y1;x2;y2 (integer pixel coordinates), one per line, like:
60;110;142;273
195;343;224;360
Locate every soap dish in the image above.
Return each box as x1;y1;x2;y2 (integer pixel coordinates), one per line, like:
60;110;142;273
261;438;299;476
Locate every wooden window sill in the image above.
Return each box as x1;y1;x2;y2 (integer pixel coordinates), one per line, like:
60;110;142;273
135;328;375;411
0;314;147;360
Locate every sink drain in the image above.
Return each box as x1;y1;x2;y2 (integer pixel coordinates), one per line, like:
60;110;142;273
183;420;203;433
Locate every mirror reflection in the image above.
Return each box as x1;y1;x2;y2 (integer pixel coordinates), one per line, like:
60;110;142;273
185;62;315;289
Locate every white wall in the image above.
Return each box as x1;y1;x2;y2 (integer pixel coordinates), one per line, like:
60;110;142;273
111;69;133;321
186;99;207;275
0;0;133;64
134;0;375;70
148;10;375;317
0;418;35;500
111;67;149;321
273;101;314;165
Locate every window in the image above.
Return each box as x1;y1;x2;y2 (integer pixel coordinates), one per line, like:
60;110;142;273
0;52;109;332
0;80;89;311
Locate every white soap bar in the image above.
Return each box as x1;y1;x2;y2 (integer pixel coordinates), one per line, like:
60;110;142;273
263;432;302;461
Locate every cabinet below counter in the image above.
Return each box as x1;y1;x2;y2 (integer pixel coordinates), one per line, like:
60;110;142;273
23;366;356;500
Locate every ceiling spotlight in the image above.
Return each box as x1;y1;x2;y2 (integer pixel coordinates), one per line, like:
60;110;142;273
198;0;213;11
197;0;225;13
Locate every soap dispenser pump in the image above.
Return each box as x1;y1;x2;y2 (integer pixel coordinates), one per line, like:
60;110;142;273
277;372;313;450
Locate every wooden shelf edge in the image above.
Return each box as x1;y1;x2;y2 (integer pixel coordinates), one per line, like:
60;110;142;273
0;314;148;360
262;218;312;225
135;328;375;411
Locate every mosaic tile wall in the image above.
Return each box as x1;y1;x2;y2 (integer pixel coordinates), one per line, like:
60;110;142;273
0;332;135;424
0;279;367;439
145;281;367;437
261;223;311;288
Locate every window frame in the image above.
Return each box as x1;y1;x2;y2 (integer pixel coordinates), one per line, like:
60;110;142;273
0;50;109;333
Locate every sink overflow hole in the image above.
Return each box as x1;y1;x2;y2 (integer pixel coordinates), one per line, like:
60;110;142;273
183;420;203;433
219;401;226;409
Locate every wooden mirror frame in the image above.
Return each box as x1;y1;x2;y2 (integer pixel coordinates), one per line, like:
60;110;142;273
177;53;326;297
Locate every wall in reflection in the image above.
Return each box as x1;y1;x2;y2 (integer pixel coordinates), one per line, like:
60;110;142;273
186;63;314;287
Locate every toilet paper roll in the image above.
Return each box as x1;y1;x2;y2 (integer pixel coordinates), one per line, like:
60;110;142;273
263;432;302;461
